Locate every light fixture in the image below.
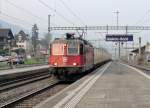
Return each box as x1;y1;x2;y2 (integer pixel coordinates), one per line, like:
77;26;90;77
73;62;77;66
54;63;57;66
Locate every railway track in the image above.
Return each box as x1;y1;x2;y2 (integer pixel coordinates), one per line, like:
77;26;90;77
6;82;69;108
130;64;150;76
122;62;150;76
0;74;59;108
132;65;150;71
0;72;50;92
0;71;93;108
0;63;47;70
0;63;107;108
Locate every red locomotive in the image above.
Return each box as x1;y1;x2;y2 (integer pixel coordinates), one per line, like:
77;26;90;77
49;33;111;80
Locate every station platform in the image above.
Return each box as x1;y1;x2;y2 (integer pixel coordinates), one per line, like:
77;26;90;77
35;62;150;108
0;65;49;81
0;65;49;76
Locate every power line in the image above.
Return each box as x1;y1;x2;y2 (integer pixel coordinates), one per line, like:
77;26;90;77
5;0;45;21
134;11;149;26
59;0;85;25
38;0;74;25
1;12;33;26
0;12;47;32
5;0;56;26
0;13;32;31
132;11;150;34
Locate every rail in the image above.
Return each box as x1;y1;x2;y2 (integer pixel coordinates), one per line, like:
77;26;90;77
0;75;59;108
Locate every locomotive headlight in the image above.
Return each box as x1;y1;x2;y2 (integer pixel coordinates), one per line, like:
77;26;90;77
54;63;58;66
73;62;77;66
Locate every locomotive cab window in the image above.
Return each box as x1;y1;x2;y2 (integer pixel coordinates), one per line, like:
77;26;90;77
68;40;79;55
52;44;64;55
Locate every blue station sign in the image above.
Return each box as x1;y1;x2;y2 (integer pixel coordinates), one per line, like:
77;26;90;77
106;34;133;42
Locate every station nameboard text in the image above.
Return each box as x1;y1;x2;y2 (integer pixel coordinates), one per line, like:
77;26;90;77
106;34;133;42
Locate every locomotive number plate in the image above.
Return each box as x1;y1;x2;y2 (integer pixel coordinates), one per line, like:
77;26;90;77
63;57;68;63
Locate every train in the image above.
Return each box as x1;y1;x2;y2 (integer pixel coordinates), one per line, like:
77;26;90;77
49;33;111;80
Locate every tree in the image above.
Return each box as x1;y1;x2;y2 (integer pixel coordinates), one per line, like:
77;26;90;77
40;32;52;49
31;24;39;56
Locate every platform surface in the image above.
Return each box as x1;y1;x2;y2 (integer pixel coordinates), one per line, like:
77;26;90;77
35;62;150;108
0;65;49;76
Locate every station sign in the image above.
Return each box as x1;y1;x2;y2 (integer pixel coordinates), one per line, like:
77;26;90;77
106;34;133;42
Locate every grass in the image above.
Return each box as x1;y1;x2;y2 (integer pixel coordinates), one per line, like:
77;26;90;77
24;58;45;65
0;62;8;67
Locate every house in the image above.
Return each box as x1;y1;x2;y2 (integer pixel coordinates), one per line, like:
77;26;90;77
12;30;32;57
15;30;30;50
129;42;150;64
0;29;14;50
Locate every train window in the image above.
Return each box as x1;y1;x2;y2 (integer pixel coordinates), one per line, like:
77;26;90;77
68;40;79;55
52;44;64;55
80;44;84;54
68;48;78;54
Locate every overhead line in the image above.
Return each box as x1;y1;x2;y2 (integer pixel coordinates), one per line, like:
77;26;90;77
1;12;33;26
5;0;46;22
133;11;150;34
0;12;47;31
38;0;75;25
5;0;56;26
59;0;85;25
134;11;149;26
0;13;32;31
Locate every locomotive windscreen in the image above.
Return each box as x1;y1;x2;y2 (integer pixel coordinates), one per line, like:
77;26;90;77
52;44;64;55
68;40;79;55
52;39;79;55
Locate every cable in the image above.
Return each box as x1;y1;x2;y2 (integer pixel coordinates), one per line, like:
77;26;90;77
0;12;48;32
134;11;149;26
5;0;56;26
5;0;45;21
38;0;74;25
1;12;33;26
59;0;85;25
132;11;150;35
0;13;32;31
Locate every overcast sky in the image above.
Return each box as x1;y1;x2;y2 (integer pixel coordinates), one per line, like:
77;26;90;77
1;0;150;55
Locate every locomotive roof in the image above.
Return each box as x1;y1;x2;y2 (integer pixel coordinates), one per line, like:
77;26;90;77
53;38;93;47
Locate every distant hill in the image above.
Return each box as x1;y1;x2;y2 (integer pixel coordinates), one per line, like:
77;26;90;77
0;20;29;35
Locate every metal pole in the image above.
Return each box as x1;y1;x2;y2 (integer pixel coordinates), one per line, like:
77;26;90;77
48;15;51;33
126;26;128;60
132;41;134;49
114;10;120;59
119;41;121;59
85;25;87;39
117;12;119;29
115;46;117;60
114;11;119;30
139;37;141;57
106;25;109;34
8;40;13;68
